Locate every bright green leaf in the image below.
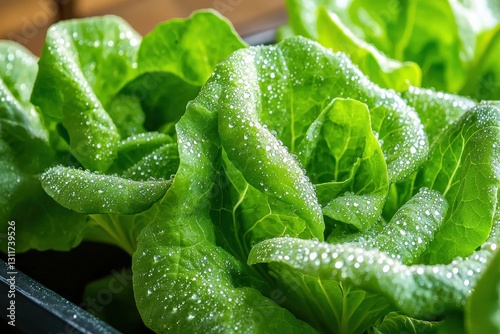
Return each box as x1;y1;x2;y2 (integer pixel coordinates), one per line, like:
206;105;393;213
41;166;171;214
0;41;54;174
128;10;247;133
109;132;173;174
401;86;476;145
122;143;179;181
133;83;316;333
297;98;388;230
249;232;498;319
331;188;448;265
316;7;421;91
31;16;141;171
267;265;394;333
373;312;441;334
465;248;500;334
419;102;500;264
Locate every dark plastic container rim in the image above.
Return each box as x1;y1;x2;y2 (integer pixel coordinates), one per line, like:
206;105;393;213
1;259;121;334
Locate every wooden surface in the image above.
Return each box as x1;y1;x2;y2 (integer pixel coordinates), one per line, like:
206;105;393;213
0;0;287;55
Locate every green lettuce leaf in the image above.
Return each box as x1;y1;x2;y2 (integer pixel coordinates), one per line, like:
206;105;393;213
31;16;141;171
419;102;500;264
296;98;388;230
121;143;179;181
284;0;421;91
265;264;395;333
249;230;498;320
8;186;88;252
372;312;441;334
133;79;316;333
117;10;246;134
465;247;500;334
330;188;448;265
316;7;421;91
108;132;173;174
460;22;500;100
401;86;476;145
284;0;500;99
0;41;53;173
248;188;446;333
40;166;171;214
0;141;29;243
212;151;320;264
215;37;427;184
0;41;89;253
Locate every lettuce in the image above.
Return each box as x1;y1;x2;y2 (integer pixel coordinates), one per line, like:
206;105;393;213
283;0;500;99
1;4;500;334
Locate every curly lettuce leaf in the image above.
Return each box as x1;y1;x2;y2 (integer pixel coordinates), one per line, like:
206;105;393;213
382;88;476;219
31;16;141;171
248;188;446;333
330;188;448;265
267;265;395;333
121;143;179;181
372;312;441;334
0;41;89;253
419;102;500;264
117;10;246;134
296;98;389;230
108;132;173;174
284;0;421;91
217;37;426;184
7;186;88;252
133;82;316;333
0;41;53;173
316;7;421;91
249;231;499;320
401;86;476;145
285;0;500;99
212;151;321;264
40;166;171;214
0;141;28;235
465;247;500;334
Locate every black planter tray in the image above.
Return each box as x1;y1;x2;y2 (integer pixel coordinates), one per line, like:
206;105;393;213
0;259;121;334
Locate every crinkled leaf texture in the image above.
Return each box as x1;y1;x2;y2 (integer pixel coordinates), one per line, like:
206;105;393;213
249;229;499;324
284;0;421;91
0;41;88;252
40;166;171;214
372;312;441;334
465;247;500;334
132;74;316;333
31;16;141;172
5;12;242;254
116;10;246;134
0;42;51;172
419;102;500;264
285;0;500;99
213;36;426;184
299;98;389;230
249;188;447;333
401;87;476;145
133;36;432;332
329;188;448;266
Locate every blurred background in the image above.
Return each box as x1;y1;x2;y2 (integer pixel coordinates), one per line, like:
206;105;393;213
0;0;287;55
